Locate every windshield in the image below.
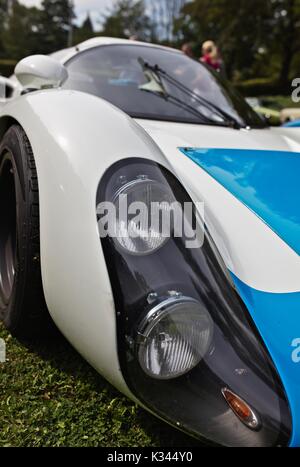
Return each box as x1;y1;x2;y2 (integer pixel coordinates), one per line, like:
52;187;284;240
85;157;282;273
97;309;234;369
63;44;265;128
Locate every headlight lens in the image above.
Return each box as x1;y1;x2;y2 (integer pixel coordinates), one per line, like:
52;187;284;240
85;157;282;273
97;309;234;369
113;177;174;256
137;297;213;380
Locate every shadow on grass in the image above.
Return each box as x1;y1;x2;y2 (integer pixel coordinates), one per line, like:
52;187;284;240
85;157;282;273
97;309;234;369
21;330;203;448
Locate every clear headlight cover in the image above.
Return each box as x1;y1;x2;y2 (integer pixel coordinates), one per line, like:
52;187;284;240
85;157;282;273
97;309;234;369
112;177;174;256
138;297;213;380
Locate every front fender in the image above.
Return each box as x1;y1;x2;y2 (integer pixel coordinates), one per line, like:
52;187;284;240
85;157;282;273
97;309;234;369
0;89;170;395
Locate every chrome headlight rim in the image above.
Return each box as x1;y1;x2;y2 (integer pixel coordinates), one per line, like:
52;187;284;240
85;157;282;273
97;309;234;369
111;175;174;257
136;295;214;381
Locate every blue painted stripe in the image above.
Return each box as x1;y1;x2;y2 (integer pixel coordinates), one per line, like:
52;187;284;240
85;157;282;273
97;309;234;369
232;274;300;447
180;147;300;255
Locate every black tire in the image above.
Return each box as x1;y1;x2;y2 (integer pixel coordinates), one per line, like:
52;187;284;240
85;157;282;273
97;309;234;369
0;124;54;339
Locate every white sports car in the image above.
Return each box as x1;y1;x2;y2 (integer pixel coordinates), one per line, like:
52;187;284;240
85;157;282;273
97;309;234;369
0;37;300;447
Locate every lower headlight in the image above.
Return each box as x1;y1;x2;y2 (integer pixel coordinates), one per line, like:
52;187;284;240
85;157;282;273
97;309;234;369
137;296;213;380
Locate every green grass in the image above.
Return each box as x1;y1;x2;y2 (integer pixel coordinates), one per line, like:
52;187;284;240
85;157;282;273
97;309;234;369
261;95;300;110
0;324;200;447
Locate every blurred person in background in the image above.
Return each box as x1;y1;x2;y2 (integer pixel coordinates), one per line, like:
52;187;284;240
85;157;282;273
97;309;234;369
200;40;225;76
181;42;194;59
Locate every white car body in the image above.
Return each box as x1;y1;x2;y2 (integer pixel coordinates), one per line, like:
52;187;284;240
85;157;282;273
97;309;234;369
1;37;300;446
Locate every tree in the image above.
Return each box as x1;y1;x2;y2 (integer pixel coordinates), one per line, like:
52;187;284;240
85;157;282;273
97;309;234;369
73;13;94;45
0;0;11;56
3;2;43;59
38;0;75;53
176;0;272;79
175;0;300;87
270;0;300;85
101;0;152;41
147;0;186;42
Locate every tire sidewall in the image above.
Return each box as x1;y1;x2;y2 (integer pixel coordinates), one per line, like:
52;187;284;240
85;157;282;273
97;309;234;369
0;126;32;331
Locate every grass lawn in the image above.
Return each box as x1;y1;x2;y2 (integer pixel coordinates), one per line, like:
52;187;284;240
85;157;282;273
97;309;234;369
0;324;200;448
261;95;300;110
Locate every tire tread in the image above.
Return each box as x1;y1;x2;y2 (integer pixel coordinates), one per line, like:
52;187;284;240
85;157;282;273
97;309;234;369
0;125;55;339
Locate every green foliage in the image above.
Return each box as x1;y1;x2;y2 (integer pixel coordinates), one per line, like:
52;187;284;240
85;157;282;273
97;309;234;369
73;13;94;45
0;59;17;77
0;325;199;447
270;0;300;85
176;0;300;90
2;3;44;60
235;78;283;97
261;95;300;110
101;0;152;40
176;0;271;74
38;0;75;53
0;0;298;94
0;0;76;60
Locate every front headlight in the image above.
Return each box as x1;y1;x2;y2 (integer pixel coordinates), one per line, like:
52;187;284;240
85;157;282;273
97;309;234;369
137;296;213;380
97;158;292;447
112;176;173;256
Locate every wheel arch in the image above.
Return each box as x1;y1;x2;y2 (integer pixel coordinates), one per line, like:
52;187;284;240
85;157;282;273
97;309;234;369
0;116;22;141
0;89;170;395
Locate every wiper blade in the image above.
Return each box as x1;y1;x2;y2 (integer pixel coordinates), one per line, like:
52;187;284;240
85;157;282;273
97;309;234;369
138;58;229;127
163;94;233;127
138;58;243;129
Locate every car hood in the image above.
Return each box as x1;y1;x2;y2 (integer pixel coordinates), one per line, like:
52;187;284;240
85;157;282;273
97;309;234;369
136;119;300;292
136;118;300;447
179;146;300;256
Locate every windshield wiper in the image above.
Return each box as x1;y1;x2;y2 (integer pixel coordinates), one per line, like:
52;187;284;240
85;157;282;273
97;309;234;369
138;58;224;126
138;58;243;129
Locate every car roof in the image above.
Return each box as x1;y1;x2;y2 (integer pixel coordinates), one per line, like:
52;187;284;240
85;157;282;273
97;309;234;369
51;37;182;64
